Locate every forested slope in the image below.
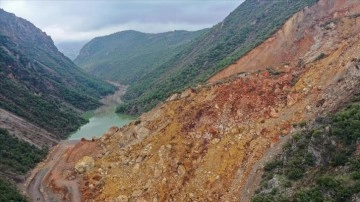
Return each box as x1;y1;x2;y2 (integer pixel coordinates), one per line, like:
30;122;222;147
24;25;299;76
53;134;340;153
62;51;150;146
75;30;207;85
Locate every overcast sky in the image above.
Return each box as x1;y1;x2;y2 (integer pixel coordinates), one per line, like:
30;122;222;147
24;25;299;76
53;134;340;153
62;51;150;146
0;0;243;44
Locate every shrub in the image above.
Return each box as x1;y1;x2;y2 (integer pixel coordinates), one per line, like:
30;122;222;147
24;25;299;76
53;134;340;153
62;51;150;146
316;175;340;189
264;160;282;171
286;167;304;180
294;188;323;202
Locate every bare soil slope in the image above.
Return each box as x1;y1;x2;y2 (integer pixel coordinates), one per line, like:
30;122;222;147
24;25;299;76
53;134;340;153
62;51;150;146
37;0;360;201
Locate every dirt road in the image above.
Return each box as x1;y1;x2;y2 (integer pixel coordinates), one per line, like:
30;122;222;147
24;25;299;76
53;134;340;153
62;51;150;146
26;140;79;202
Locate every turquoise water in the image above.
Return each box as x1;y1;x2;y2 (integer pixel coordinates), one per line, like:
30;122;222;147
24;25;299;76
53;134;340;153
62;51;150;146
68;88;134;140
68;112;133;140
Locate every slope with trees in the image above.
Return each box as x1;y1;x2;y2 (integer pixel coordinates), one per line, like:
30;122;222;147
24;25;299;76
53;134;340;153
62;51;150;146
0;9;116;138
75;30;207;85
118;0;318;115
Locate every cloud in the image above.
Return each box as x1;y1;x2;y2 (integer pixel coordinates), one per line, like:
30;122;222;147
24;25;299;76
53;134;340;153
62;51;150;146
0;0;243;43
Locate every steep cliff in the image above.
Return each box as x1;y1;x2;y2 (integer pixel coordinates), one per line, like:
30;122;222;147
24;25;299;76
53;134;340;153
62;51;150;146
37;0;360;201
0;9;115;199
0;9;116;143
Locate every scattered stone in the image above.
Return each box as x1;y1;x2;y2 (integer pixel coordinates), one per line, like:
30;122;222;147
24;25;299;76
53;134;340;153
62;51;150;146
131;190;143;198
270;108;279;118
75;156;95;174
177;165;186;176
306;105;311;111
133;163;140;172
211;138;220;144
167;93;179;101
116;195;129;202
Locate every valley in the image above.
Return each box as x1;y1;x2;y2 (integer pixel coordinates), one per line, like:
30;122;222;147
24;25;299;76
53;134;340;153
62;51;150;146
1;0;360;201
69;85;133;140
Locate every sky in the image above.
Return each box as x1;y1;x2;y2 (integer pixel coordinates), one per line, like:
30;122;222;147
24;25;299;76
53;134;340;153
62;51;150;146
0;0;243;44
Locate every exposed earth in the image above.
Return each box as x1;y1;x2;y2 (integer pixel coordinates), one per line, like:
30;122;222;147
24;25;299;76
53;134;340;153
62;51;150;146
24;0;360;201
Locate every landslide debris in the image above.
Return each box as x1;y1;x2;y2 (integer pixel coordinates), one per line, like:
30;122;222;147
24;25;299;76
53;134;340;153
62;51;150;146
75;156;95;174
47;0;360;201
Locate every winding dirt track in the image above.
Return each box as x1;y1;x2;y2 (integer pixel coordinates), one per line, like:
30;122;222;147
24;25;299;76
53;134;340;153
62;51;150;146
26;140;79;202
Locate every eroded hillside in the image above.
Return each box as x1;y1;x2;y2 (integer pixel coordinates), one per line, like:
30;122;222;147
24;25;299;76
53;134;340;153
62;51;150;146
40;0;360;201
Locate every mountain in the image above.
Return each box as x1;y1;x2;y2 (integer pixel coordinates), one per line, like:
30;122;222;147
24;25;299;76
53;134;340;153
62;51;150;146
0;9;115;141
56;40;88;60
0;9;116;200
118;0;318;115
74;29;207;85
34;0;360;201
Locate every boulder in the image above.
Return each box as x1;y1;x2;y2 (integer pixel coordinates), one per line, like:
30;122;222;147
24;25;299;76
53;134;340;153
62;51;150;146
75;156;95;174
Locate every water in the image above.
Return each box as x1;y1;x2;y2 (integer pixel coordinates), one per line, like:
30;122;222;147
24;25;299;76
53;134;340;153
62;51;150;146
68;86;134;140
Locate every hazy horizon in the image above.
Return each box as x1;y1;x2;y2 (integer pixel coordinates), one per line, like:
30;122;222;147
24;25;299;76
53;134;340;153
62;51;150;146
0;0;244;44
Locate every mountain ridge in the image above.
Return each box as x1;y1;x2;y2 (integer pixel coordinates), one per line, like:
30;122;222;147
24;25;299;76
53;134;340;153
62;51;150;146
0;9;115;140
0;9;119;200
117;0;318;115
75;29;208;85
30;0;360;201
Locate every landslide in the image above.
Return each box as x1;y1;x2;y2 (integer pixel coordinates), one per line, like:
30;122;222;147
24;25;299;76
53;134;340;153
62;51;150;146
118;0;318;115
47;0;360;201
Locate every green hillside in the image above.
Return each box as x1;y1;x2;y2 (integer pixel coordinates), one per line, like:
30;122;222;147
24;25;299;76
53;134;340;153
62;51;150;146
118;0;318;115
0;9;116;137
75;30;207;84
252;97;360;202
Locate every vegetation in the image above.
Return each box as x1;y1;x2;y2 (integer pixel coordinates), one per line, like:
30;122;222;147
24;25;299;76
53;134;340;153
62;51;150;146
0;128;47;201
0;178;27;202
117;0;318;115
75;30;207;84
252;102;360;202
0;9;116;137
0;128;47;174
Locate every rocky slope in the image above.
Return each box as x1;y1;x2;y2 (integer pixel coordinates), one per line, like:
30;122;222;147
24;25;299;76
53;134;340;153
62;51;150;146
39;0;360;201
118;0;317;115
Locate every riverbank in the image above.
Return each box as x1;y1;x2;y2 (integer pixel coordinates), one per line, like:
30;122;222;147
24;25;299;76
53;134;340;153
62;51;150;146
24;83;134;201
69;84;134;140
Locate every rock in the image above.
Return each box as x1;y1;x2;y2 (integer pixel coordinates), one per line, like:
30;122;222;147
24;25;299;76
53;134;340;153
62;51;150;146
131;190;143;198
116;195;129;202
177;165;186;176
268;175;280;189
351;192;360;202
167;93;179;101
211;138;220;144
306;105;311;111
287;94;297;106
180;89;192;99
270;108;279;118
132;163;140;172
135;125;150;138
108;126;120;135
75;156;95;174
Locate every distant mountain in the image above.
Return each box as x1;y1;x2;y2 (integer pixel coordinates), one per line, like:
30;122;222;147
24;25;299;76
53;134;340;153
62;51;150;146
117;0;318;115
0;9;115;139
56;40;88;60
74;29;208;85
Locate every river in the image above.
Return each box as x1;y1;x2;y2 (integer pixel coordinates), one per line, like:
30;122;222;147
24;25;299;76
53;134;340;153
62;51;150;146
68;85;133;140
